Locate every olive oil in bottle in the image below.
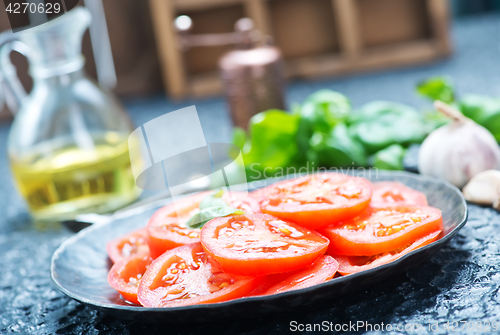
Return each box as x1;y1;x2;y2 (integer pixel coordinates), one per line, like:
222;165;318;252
10;132;140;222
3;8;141;225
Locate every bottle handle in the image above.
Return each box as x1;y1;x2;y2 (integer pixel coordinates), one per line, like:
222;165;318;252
0;33;29;115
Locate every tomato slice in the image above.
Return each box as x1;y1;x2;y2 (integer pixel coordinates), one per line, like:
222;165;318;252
332;230;441;275
147;191;260;258
223;191;262;214
257;173;373;229
251;255;338;296
137;243;261;307
147;192;207;258
319;206;442;256
106;228;149;263
200;214;329;276
371;181;428;208
107;252;153;304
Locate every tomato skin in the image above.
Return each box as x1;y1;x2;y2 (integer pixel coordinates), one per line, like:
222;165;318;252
200;214;329;276
147;192;261;259
257;173;373;230
137;243;262;307
251;255;338;296
371;181;428;208
106;228;149;263
332;230;441;275
319;206;443;256
107;253;153;305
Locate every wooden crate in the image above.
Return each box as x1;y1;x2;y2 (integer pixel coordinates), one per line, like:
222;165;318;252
149;0;451;99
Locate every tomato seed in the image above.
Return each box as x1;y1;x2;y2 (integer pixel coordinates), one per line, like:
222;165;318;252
279;227;291;235
231;222;242;229
168;288;185;295
128;277;139;286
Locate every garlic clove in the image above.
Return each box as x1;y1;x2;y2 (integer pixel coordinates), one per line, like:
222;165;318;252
418;101;500;188
463;170;500;205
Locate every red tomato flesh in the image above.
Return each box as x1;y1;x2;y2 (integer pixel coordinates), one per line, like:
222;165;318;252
147;192;207;258
319;206;443;256
258;173;373;229
137;243;261;307
371;181;428;208
223;191;262;214
251;255;339;296
106;228;149;263
107;252;153;304
147;191;260;258
200;214;330;276
332;230;441;275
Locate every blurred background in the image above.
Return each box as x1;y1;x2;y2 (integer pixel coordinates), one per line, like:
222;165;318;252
0;0;499;109
2;0;500;222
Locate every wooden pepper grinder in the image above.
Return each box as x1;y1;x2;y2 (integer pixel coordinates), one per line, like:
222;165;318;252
175;17;286;129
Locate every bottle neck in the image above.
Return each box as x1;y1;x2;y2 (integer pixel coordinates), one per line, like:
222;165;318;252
29;55;85;79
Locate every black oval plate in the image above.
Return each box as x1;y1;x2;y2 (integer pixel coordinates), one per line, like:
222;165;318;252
51;171;467;324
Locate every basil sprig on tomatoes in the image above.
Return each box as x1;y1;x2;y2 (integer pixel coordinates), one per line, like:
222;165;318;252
185;190;244;229
107;173;444;307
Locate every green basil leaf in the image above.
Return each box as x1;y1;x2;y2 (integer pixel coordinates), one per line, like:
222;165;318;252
300;90;351;134
458;95;500;142
232;127;247;150
459;94;500;123
310;123;367;168
348;101;428;154
185;190;244;229
199;189;226;210
243;110;300;169
297;90;351;164
417;76;455;104
372;144;406;171
185;206;244;229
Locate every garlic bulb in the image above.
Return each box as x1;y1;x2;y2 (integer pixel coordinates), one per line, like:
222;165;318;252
462;170;500;204
418;101;500;188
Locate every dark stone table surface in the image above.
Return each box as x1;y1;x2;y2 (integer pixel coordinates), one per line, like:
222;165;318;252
2;14;500;335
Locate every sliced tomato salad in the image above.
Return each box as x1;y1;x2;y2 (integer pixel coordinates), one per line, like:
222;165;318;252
147;191;260;258
105;173;446;308
258;173;373;229
107;252;153;304
251;255;339;296
106;228;149;263
137;243;261;307
371;181;428;208
200;214;329;276
332;230;441;275
319;206;443;256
